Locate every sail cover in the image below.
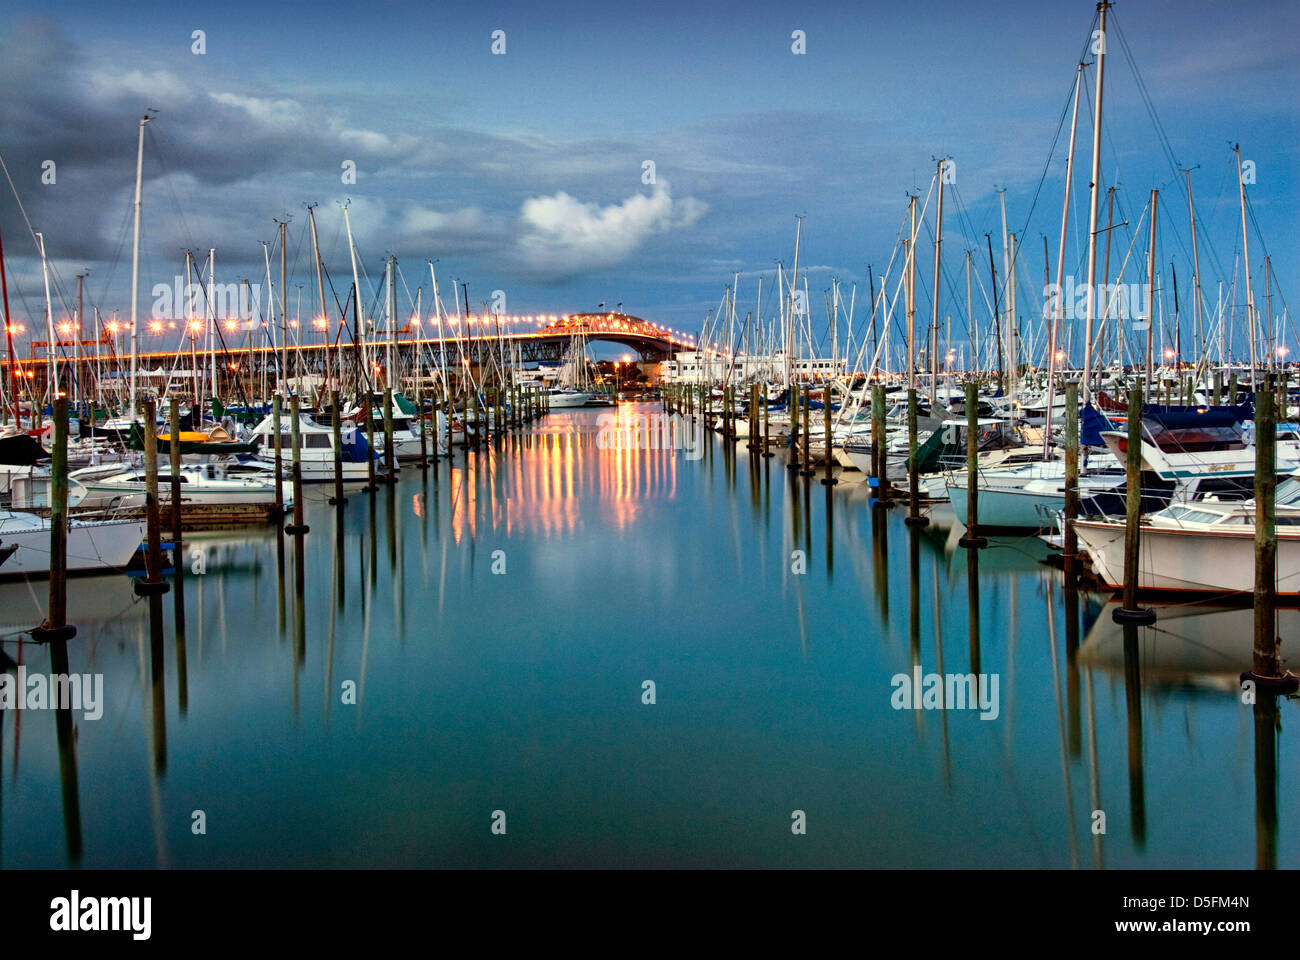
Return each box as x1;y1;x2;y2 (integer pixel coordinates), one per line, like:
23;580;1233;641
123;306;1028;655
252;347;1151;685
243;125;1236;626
1079;403;1114;448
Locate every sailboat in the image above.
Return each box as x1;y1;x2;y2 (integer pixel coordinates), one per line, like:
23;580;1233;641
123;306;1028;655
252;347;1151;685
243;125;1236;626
247;409;379;482
343;394;424;459
0;510;143;579
549;329;596;407
71;461;283;509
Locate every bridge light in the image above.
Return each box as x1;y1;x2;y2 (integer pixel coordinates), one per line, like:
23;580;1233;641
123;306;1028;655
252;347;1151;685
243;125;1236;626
149;320;163;333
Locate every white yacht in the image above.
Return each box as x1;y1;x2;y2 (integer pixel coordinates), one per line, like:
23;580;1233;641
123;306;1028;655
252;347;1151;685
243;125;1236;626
72;462;283;509
248;411;380;482
1073;498;1300;596
547;388;595;408
0;511;144;579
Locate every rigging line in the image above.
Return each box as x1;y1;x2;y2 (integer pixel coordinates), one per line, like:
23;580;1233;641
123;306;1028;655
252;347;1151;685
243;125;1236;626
1243;192;1297;354
146;127;197;260
0;149;40;249
1110;14;1183;181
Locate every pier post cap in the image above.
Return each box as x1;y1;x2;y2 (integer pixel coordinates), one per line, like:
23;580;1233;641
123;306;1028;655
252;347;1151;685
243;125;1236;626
29;624;78;644
1239;670;1300;694
1111;606;1156;625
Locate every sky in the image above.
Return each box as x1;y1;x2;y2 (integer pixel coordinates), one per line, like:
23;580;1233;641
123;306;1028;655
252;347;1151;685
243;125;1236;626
0;0;1296;366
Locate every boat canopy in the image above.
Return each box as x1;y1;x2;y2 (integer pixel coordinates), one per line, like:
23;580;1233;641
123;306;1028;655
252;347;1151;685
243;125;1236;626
1142;401;1253;430
0;433;49;466
127;423;258;456
251;412;338;435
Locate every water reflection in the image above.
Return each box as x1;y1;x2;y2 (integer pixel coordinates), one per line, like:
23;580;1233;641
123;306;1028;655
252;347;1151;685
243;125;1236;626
0;405;1293;869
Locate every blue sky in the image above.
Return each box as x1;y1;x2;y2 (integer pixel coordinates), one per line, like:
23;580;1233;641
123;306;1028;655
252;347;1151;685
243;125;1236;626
0;0;1295;364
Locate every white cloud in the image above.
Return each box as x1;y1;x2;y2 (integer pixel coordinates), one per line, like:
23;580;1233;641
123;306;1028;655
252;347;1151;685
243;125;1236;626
515;180;706;278
397;204;488;238
88;68;190;106
209;92;303;127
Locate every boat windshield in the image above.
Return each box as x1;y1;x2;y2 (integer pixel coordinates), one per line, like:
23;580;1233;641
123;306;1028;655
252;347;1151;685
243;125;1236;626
1277;476;1300;505
1144;423;1244;452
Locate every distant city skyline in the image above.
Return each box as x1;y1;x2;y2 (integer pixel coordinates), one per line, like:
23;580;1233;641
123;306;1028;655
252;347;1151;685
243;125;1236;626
0;0;1295;365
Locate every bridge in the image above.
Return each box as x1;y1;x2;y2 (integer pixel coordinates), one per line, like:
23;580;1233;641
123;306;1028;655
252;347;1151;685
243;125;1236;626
13;312;692;395
510;313;688;363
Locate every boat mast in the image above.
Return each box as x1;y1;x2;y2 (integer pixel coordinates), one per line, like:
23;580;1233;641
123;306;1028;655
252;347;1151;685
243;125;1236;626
128;114;150;420
412;284;421;396
868;264;878;380
341;201;364;393
207;248;217;407
307;203;330;398
0;223;17;422
429;261;449;403
787;217;802;391
187;250;200;414
74;267;84;408
1080;2;1109;406
965;252;974;378
387;256;397;389
930;160;946;408
998;188;1011;397
261;239;275;400
1008;231;1018;413
278;218;288;393
35;233;56;404
1145;189;1158;393
908;195;919;391
1044;61;1085;457
1234;145;1259;387
831;279;839;379
1264;256;1273;372
986;233;1004;390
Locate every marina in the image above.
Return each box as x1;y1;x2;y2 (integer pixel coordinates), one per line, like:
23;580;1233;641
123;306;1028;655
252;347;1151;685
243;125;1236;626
1;405;1295;869
0;0;1296;938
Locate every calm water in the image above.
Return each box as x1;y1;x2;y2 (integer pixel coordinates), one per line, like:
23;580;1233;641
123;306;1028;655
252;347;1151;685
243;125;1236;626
0;404;1294;868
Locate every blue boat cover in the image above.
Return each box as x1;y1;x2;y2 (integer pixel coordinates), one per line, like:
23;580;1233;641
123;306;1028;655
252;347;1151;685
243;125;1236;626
1079;403;1113;448
343;431;373;463
1141;399;1253;430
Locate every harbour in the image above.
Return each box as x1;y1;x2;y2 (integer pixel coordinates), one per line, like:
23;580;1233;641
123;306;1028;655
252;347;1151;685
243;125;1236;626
0;0;1295;933
0;405;1295;869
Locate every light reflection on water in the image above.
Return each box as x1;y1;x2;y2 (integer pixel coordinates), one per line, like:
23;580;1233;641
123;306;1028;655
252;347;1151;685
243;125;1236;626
0;404;1294;868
